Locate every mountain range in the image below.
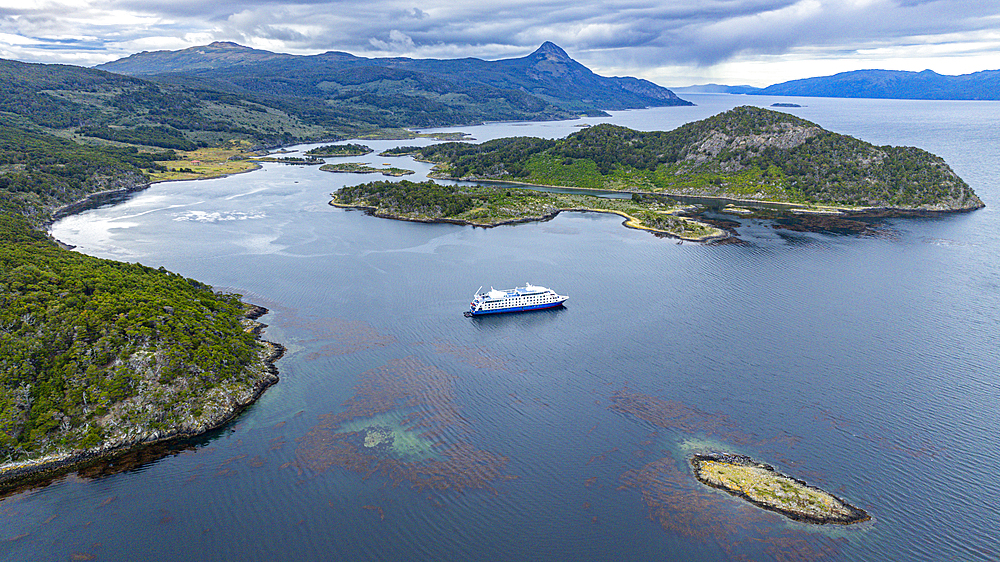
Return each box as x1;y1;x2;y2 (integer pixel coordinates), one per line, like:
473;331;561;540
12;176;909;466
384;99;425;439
0;42;690;152
673;69;1000;100
97;41;690;118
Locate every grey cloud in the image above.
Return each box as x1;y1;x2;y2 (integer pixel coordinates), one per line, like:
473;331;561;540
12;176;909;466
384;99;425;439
0;0;997;79
388;8;428;20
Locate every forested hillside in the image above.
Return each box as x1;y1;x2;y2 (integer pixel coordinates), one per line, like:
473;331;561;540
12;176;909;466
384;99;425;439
0;118;172;220
0;58;333;149
418;106;983;211
3;41;692;157
0;213;273;467
97;41;690;127
0;115;279;479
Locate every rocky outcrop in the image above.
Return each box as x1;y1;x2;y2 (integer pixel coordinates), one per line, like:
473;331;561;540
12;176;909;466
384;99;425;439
691;453;870;525
684;123;825;171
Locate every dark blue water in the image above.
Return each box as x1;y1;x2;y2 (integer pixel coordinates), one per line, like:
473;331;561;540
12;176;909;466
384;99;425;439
5;94;998;561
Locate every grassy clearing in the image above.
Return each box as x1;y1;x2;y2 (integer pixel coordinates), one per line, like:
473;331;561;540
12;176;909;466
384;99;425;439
147;144;260;182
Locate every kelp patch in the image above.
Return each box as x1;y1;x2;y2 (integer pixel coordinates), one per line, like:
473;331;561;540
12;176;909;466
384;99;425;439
295;356;515;493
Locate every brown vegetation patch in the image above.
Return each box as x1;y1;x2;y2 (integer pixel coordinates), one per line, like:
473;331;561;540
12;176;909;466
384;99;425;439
619;457;846;562
428;340;508;370
609;388;798;448
273;314;396;359
295;357;515;494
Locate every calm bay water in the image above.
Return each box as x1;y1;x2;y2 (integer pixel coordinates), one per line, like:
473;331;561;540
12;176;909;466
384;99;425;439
4;94;998;561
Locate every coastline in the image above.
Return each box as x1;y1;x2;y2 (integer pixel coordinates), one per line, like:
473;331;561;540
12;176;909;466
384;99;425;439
47;162;263;230
10;175;287;494
49;182;151;226
329;200;729;242
427;173;985;216
0;306;285;494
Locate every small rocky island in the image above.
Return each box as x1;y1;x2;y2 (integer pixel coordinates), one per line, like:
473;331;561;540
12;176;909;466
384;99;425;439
251;156;323;165
320;163;415;176
691;453;870;525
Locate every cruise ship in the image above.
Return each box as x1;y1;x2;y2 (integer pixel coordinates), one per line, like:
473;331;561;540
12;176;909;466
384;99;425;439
466;283;568;316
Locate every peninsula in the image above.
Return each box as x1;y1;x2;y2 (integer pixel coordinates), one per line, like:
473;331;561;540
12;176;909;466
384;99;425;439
415;106;982;213
0;120;284;492
330;180;726;242
691;453;870;525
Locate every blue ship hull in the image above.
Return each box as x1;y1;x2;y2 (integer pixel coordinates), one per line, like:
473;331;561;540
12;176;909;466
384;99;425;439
466;301;565;316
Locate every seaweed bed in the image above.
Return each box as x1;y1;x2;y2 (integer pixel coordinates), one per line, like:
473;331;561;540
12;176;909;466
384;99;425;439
295;356;515;493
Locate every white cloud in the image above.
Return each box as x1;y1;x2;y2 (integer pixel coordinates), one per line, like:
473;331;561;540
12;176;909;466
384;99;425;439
369;29;415;52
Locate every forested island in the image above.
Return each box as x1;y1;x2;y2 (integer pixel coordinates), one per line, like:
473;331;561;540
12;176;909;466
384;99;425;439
321;163;415;176
305;143;373;157
379;146;423;157
416;106;983;213
251;155;323;164
330;180;725;241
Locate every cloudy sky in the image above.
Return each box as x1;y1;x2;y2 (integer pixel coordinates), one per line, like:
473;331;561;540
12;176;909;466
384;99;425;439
1;0;998;86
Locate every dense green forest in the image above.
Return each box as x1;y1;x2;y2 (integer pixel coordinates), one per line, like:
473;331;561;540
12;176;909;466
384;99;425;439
0;118;175;220
0;213;266;463
380;146;422;157
0;112;274;470
418;106;983;210
76;125;198;151
332;180;722;240
305;143;372;157
0;59;334;149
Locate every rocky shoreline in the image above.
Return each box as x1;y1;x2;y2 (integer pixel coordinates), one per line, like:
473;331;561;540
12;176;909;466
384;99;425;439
6;169;288;495
49;181;151;226
0;306;285;494
691;453;870;525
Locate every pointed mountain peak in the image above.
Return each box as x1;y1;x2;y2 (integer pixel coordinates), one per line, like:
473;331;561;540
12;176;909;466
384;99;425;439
531;42;571;61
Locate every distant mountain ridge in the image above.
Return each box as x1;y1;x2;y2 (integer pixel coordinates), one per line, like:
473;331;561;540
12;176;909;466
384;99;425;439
97;41;691;115
675;69;1000;100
